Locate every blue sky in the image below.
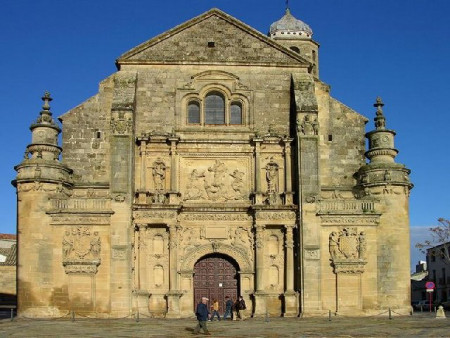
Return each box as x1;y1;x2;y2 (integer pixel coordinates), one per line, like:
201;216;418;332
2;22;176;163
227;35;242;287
1;0;448;271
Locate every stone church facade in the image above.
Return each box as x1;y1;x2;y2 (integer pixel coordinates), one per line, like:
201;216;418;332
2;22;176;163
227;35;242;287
13;8;413;318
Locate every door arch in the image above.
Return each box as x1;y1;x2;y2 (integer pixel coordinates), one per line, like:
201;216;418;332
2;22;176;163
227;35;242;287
193;254;239;312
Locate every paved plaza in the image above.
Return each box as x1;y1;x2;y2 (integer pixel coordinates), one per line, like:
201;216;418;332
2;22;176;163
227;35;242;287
0;312;449;337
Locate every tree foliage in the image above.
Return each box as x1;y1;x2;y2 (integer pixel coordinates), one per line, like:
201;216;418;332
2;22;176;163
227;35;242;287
415;218;450;264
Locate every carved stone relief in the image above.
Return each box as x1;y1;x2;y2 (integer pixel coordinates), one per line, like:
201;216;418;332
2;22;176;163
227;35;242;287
298;114;319;135
182;159;249;202
111;110;133;135
233;227;253;248
329;227;367;274
265;157;279;205
62;226;101;274
151;159;167;203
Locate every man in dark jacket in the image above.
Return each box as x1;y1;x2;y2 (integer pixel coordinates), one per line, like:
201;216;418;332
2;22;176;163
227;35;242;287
223;296;233;320
194;297;211;335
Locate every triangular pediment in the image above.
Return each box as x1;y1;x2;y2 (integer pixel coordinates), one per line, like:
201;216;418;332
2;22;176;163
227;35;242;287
117;8;310;67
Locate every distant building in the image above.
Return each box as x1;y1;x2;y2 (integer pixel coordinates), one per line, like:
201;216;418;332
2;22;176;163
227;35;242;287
12;8;413;318
411;261;428;302
426;242;450;303
0;234;17;304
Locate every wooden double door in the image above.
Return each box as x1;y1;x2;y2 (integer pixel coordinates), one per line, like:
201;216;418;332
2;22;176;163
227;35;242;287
193;254;239;313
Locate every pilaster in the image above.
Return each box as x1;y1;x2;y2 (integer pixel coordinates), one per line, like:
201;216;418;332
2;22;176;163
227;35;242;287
292;73;321;314
166;224;182;318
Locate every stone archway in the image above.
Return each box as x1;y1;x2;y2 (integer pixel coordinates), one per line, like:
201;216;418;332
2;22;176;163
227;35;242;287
193;254;239;312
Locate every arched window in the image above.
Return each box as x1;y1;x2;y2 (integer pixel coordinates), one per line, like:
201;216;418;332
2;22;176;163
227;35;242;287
205;92;225;125
188;101;200;124
230;102;242;125
290;46;300;54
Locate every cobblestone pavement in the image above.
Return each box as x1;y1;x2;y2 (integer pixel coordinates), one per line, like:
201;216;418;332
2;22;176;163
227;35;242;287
0;313;449;337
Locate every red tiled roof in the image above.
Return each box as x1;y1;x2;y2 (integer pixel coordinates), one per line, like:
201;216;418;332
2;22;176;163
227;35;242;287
0;234;17;240
0;244;16;266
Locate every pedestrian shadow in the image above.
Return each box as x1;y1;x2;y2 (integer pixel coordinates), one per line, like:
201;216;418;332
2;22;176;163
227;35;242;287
184;327;195;333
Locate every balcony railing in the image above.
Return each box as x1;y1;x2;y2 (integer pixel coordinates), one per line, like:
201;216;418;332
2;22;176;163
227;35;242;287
318;199;376;214
51;198;111;211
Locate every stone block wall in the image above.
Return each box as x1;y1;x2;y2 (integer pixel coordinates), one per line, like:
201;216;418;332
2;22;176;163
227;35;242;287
0;266;16;297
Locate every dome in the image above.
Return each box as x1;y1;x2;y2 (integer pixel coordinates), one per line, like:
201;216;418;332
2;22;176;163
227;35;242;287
269;8;313;39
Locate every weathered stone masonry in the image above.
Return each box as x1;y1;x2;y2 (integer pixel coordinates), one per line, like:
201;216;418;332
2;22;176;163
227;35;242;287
13;8;412;318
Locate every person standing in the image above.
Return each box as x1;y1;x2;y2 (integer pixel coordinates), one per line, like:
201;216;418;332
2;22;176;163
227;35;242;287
237;296;246;320
194;297;211;335
223;296;233;320
210;299;221;321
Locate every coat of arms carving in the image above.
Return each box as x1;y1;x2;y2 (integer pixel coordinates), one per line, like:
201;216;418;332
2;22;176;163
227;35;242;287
62;226;101;274
329;227;367;274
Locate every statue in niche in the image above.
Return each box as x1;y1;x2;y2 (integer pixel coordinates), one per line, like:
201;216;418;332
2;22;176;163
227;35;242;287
265;158;279;205
312;116;319;135
184;169;207;200
359;231;366;259
152;160;166;191
62;230;73;258
329;231;340;259
90;236;101;258
300;115;314;135
230;169;245;199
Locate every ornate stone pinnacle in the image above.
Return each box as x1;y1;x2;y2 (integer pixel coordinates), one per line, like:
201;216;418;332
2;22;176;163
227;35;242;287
373;97;386;130
374;97;384;116
42;91;52;112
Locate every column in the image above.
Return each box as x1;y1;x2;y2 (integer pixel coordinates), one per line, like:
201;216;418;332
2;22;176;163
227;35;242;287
255;225;265;291
137;139;148;204
135;224;150;316
166;224;178;292
283;138;294;205
140;140;147;191
284;225;295;292
166;224;182;318
168;136;179;204
254;138;264;204
253;224;267;316
284;224;298;317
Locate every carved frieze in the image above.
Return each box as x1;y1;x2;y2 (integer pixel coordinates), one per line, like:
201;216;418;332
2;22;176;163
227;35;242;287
320;216;379;226
50;215;110;225
63;263;100;274
133;210;178;223
181;213;251;222
255;211;296;221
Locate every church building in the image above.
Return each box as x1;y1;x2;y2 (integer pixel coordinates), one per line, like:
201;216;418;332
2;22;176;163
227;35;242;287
13;8;413;318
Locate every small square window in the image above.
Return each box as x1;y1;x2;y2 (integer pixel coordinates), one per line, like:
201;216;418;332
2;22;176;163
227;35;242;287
208;41;215;48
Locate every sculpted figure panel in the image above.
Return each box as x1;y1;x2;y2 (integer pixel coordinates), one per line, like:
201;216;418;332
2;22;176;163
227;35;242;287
181;158;250;202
